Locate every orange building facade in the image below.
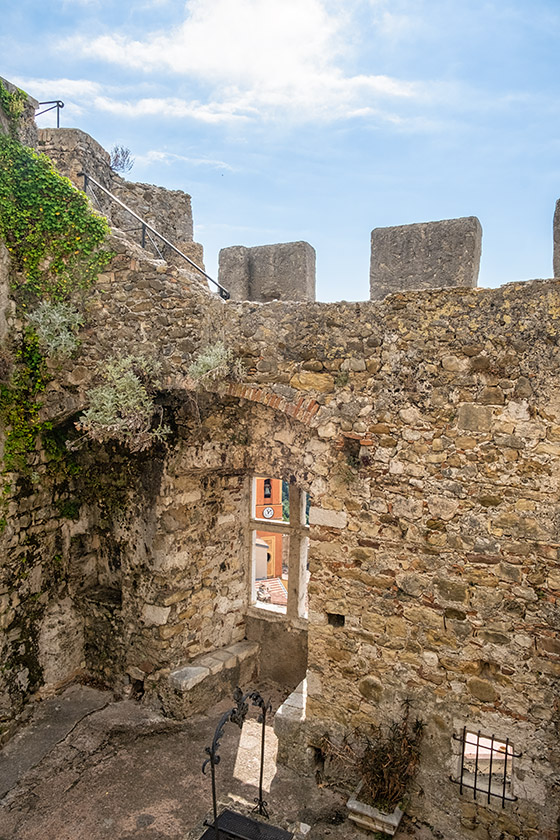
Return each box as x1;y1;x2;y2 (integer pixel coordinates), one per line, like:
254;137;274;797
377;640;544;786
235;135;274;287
254;477;285;580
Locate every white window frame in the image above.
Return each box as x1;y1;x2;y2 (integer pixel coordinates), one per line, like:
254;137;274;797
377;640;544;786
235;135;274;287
249;477;309;619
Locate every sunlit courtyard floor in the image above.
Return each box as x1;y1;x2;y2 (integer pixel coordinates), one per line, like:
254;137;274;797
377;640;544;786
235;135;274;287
0;682;431;840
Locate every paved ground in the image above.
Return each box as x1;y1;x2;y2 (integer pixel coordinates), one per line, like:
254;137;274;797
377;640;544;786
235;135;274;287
0;683;431;840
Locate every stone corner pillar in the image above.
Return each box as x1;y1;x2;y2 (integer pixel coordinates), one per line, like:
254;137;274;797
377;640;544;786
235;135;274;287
553;199;560;278
219;241;316;302
370;216;482;301
218;245;250;300
0;75;38;148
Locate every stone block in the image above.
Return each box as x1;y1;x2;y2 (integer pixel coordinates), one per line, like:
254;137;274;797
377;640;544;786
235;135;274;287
218;245;250;299
466;676;497;702
142;604;171;626
219;241;316;301
169;664;210;692
370;217;482;300
290;371;334;392
160;640;260;719
226;640;259;663
195;654;227;676
309;507;347;529
457;403;492;432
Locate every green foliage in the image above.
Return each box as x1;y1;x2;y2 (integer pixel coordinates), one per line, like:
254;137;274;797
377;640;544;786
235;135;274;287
0;81;27;138
0;329;47;473
188;341;244;386
56;499;81;520
0;134;111;475
0;135;111;305
27;301;83;358
76;355;170;453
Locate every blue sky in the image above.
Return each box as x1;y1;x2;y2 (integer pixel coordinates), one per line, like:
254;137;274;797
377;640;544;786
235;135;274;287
2;0;560;301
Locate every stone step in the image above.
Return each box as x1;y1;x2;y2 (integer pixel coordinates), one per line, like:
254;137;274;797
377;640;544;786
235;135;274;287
161;640;260;719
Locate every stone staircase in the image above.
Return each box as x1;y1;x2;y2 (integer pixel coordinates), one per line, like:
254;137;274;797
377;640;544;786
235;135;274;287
256;577;288;607
159;640;260;719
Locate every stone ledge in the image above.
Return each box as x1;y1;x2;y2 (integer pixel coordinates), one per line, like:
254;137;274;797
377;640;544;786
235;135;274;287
160;640;260;719
169;641;258;692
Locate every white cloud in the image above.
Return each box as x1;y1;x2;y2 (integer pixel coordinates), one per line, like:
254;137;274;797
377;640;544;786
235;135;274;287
14;76;249;125
135;149;236;170
92;94;252;123
64;0;431;122
13;76;103;103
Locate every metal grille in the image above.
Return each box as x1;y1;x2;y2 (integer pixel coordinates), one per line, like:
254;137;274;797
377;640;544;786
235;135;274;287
451;727;521;806
201;808;294;840
201;809;293;840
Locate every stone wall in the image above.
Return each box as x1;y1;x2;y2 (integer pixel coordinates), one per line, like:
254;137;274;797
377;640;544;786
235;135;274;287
370;216;482;299
36;128;204;270
219;241;316;301
0;76;38;147
1;103;559;837
1;193;558;835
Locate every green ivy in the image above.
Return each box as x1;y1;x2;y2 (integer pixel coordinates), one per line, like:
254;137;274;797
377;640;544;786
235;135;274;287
0;329;47;472
0;136;111;305
0;135;112;474
0;81;27;138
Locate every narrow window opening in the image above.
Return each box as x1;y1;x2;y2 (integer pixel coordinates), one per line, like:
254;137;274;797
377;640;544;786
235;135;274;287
250;477;309;617
327;613;345;627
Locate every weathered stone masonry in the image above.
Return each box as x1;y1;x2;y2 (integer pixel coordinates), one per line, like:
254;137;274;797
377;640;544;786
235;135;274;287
0;99;558;840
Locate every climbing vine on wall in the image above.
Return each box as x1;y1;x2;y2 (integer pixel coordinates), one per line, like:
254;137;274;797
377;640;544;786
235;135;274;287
0;136;111;305
0;80;27;138
0;133;112;473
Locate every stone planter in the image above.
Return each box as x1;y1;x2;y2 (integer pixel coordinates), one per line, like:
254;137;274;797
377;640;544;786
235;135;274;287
346;783;404;836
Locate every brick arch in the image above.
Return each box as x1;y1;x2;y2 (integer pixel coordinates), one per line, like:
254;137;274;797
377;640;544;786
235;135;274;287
223;382;321;426
168;377;323;427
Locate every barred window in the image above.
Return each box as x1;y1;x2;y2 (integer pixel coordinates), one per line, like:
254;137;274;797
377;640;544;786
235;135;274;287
452;728;520;806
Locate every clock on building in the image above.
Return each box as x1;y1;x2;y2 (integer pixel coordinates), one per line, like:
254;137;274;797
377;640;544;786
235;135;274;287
262;507;275;519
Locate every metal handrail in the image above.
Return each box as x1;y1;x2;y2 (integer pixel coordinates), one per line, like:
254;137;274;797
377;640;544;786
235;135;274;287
78;170;230;300
36;100;64;128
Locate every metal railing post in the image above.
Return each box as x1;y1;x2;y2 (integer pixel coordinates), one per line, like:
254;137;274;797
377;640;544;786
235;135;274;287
36;101;65;126
76;170;230;300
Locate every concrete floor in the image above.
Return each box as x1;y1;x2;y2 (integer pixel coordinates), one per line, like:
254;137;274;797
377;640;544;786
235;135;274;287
0;683;429;840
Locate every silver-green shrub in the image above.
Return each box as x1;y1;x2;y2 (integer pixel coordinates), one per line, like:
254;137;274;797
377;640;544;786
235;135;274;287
188;341;243;386
76;355;169;452
27;301;83;358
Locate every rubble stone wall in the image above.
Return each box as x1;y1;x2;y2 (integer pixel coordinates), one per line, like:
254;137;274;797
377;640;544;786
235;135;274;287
0;76;38;147
36;128;203;269
1;102;559;837
554;199;560;278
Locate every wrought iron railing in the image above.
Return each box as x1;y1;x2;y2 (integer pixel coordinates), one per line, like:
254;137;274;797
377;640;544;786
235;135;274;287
199;687;293;840
78;170;230;300
36;100;64;128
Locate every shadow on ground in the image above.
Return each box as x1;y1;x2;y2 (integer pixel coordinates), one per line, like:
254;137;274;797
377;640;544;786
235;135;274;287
0;683;432;840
